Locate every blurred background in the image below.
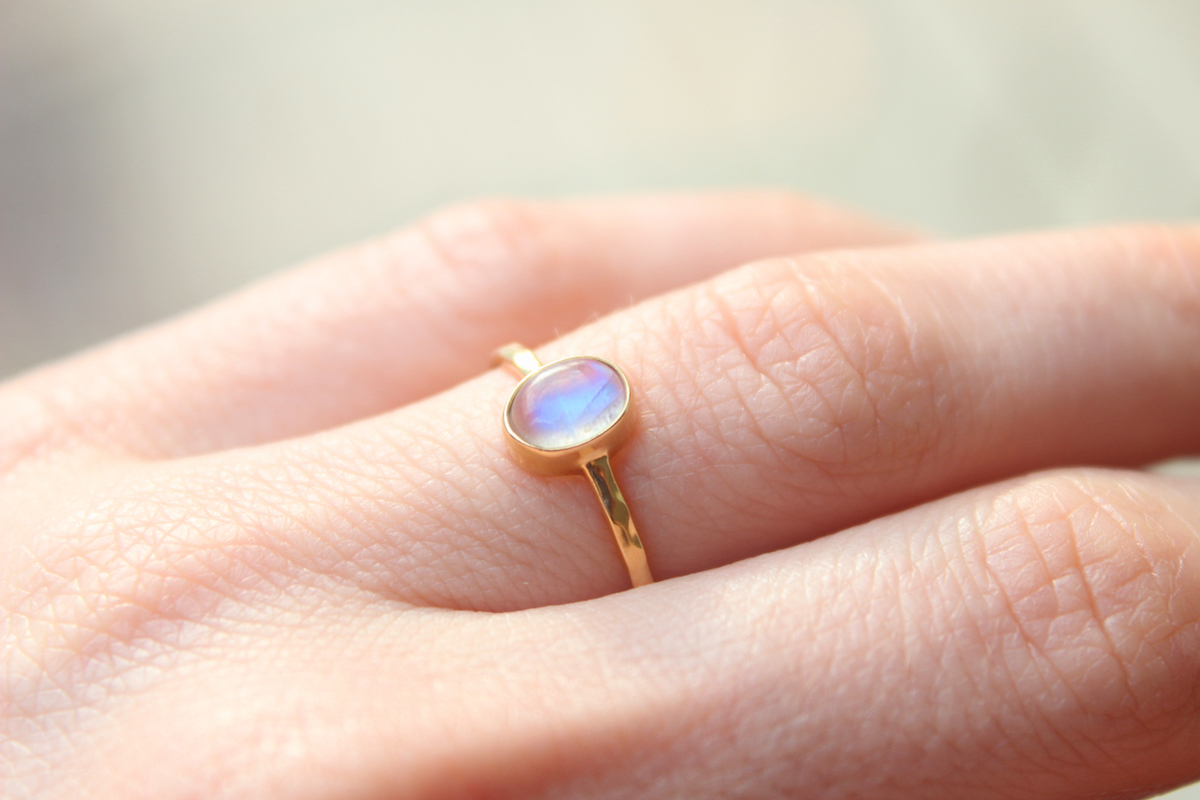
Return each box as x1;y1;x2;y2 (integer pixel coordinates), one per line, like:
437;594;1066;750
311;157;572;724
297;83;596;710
0;2;1199;796
3;1;1200;380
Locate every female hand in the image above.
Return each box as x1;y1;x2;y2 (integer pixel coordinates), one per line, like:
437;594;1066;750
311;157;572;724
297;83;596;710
2;193;1197;799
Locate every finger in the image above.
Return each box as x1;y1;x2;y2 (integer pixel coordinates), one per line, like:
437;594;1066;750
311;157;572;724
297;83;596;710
183;224;1200;609
28;226;1200;615
0;193;914;465
62;470;1200;799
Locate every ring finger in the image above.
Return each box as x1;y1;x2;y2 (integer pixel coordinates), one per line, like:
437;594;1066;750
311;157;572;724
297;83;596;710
38;224;1198;615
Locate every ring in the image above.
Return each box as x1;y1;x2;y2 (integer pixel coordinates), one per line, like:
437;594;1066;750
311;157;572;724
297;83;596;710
492;343;653;588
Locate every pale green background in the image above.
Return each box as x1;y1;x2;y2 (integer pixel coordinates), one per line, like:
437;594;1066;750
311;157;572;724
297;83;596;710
1;2;1198;795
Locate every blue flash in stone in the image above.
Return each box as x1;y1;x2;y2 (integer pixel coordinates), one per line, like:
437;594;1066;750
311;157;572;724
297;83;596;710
508;357;628;450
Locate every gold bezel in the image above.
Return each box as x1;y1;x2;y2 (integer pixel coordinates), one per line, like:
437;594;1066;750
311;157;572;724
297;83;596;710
502;356;635;476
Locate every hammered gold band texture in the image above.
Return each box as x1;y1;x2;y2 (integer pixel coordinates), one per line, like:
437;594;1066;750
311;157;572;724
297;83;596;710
493;343;653;589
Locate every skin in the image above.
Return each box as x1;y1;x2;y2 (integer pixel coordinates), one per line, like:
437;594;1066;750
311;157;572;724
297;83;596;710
0;192;1198;799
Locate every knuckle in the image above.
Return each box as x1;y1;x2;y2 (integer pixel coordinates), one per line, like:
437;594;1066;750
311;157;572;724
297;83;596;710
397;199;581;335
0;374;125;479
1109;223;1200;281
970;470;1200;740
1;468;269;723
1068;225;1200;362
414;199;548;277
0;388;67;477
681;254;945;476
1120;224;1200;337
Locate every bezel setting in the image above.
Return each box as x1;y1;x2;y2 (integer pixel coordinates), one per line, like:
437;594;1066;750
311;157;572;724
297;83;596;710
502;355;635;476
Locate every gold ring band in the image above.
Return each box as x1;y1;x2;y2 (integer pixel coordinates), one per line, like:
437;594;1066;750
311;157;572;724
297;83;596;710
493;343;653;588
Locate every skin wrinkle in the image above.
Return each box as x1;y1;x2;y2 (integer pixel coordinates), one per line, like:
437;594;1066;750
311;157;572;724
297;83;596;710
747;277;857;481
217;460;371;572
454;439;623;601
686;285;821;531
628;260;936;546
642;295;787;534
321;428;487;559
963;533;1042;773
921;523;996;778
1026;534;1121;776
944;492;1085;788
1088;489;1200;732
9;595;201;770
373;419;605;605
698;279;790;475
89;328;236;458
975;495;1102;773
1;459;359;763
17;554;360;791
1074;491;1182;732
271;479;392;594
861;269;945;482
789;257;943;477
880;476;1189;795
1063;494;1140;721
695;266;838;479
819;545;920;796
792;263;872;468
966;474;1200;787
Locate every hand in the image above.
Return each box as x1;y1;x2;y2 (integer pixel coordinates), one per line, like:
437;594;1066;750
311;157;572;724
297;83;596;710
2;193;1197;799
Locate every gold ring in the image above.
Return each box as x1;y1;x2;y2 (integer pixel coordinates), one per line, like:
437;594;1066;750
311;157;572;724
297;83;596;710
492;343;653;588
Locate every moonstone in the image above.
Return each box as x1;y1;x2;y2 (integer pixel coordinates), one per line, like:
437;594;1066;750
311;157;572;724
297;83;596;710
508;357;627;450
